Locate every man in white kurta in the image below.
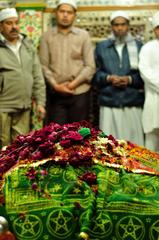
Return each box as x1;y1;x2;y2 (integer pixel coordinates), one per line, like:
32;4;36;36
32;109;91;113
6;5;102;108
139;12;159;152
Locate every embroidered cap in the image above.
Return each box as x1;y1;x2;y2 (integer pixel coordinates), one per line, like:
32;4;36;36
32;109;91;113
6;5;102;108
0;8;18;22
152;11;159;29
57;0;77;10
110;11;129;22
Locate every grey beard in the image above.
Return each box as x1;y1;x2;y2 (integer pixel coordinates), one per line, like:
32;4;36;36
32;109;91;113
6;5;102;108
115;36;126;44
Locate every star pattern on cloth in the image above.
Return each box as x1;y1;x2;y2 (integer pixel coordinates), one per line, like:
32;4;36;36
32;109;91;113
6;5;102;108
92;211;112;234
141;185;155;195
84;189;90;196
49;210;72;234
118;216;144;239
13;214;42;239
73;187;81;194
152;225;159;233
150;219;159;240
53;184;62;192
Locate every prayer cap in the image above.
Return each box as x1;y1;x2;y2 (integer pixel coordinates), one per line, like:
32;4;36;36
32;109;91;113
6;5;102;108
0;8;18;22
57;0;77;10
152;11;159;29
110;11;129;22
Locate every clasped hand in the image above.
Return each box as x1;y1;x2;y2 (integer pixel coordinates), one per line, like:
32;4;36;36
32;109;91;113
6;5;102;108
53;81;77;95
109;75;129;87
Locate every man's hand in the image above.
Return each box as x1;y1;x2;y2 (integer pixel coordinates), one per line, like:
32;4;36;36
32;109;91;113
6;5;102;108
108;75;121;86
108;75;130;87
118;76;130;87
36;105;46;120
53;82;74;95
67;80;78;90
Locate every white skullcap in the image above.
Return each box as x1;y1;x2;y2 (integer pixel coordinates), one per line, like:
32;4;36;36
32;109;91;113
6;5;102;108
152;11;159;29
57;0;77;10
110;11;129;22
0;8;18;22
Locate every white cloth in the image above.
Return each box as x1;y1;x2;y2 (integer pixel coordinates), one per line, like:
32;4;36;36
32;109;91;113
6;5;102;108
6;41;22;63
0;33;22;63
139;39;159;134
0;8;18;22
57;0;77;9
110;11;129;22
145;130;159;153
99;106;144;146
152;11;159;29
115;43;124;62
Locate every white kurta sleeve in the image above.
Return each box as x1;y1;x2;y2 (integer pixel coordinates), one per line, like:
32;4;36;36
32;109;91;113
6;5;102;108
139;41;159;93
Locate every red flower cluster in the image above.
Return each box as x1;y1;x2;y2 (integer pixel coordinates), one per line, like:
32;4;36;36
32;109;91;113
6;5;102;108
0;121;100;179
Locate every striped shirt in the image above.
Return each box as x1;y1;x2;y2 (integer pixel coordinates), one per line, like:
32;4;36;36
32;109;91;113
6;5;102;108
39;26;95;95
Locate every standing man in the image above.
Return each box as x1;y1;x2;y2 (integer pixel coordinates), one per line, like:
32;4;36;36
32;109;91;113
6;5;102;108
93;11;144;146
39;0;95;125
139;12;159;152
0;8;46;149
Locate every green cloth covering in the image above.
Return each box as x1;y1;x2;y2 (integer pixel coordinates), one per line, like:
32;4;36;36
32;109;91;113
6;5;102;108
2;163;159;240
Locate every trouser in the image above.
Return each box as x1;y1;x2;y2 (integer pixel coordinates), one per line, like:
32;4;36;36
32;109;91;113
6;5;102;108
145;129;159;153
46;91;90;125
0;110;30;149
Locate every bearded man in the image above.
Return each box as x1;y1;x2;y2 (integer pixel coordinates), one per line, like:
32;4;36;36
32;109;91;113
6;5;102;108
93;11;144;146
